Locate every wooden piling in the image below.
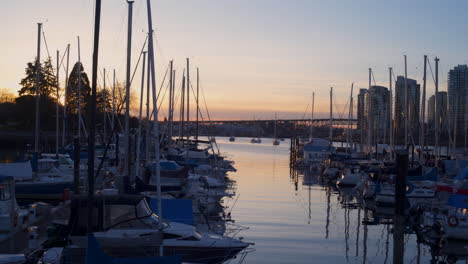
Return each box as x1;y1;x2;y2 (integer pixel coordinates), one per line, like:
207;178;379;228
393;149;408;264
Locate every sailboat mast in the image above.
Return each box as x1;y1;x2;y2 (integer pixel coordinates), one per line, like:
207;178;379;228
170;70;176;142
389;68;394;157
135;51;147;179
179;73;185;140
77;36;82;140
367;68;371;153
56;50;60;156
145;49;151;163
310;92;314;139
62;44;70;147
124;0;134;178
112;69;116;130
420;55;427;157
196;67;199;141
404;55;408;149
435;57;439;161
87;0;102;234
34;23;42;154
186;58;190;142
329;87;333;143
168;60;174;141
146;0;163;255
103;68;107;142
347;83;353;150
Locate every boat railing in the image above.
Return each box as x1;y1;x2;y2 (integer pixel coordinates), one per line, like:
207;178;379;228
224;222;250;238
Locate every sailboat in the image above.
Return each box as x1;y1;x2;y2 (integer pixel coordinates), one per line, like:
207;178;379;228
273;113;280;146
62;194;250;263
229;124;235;142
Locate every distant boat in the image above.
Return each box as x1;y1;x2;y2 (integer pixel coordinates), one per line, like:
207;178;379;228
0;160;74;196
250;138;261;144
273;113;280;146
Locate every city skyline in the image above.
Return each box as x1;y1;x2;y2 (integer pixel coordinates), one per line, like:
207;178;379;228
3;0;468;119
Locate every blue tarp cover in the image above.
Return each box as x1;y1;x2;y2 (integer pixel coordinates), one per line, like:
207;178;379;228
448;193;468;209
455;167;468;181
86;234;181;264
149;199;194;225
150;161;182;171
444;160;468;176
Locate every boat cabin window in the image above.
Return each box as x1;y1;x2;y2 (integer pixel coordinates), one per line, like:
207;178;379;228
0;185;11;200
103;199;164;230
105;204;135;224
164;233;182;239
179;236;200;241
178;232;202;241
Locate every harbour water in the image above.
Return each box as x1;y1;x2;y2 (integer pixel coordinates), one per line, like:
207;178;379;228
219;137;433;264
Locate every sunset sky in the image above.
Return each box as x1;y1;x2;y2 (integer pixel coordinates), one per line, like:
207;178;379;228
2;0;468;120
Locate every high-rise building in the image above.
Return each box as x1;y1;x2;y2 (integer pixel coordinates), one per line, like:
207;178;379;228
357;88;368;131
427;91;448;130
447;65;468;137
357;88;369;147
368;85;390;143
394;76;420;142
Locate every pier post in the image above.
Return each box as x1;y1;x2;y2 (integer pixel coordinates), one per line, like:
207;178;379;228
73;137;80;194
393;149;408;264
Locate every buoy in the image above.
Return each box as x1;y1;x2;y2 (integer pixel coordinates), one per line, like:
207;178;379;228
62;188;70;201
448;215;459;227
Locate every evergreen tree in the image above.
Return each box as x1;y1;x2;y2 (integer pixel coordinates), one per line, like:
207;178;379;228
66;62;91;115
18;58;57;99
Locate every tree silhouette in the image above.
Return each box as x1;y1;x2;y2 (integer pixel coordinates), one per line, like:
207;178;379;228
18;58;57;99
66;62;91;115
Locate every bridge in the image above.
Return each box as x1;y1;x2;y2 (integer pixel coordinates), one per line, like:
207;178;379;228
195;118;357;127
170;118;358;139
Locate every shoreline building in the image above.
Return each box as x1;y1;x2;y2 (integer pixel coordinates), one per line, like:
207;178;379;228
394;76;420;144
447;65;468;142
427;91;448;131
357;86;390;146
357;88;368;146
368;85;390;144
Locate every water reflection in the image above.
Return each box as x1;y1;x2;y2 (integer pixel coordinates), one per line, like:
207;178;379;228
219;137;439;263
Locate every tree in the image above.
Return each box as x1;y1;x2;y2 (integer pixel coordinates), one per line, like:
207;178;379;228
18;58;57;99
103;81;137;114
0;88;16;103
66;62;91;115
96;88;112;114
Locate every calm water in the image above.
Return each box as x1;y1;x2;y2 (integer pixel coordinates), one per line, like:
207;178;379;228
217;137;432;264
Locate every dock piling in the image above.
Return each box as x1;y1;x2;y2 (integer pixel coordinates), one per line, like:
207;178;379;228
393;149;408;264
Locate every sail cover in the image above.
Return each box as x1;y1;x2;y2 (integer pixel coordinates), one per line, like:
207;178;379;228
0;161;32;180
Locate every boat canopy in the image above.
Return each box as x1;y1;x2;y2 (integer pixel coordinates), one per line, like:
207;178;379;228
151;160;182;171
0;162;32;180
304;138;330;147
149;198;194;226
